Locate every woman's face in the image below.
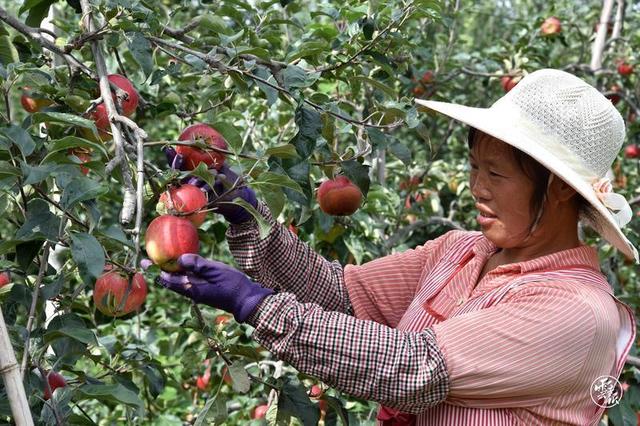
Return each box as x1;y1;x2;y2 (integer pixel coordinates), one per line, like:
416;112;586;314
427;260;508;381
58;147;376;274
469;132;538;250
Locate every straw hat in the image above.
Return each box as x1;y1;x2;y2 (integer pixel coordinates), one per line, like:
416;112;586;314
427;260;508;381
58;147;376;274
415;68;638;263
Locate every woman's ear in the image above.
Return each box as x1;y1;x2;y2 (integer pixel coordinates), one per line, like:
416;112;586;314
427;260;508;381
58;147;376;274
549;175;577;203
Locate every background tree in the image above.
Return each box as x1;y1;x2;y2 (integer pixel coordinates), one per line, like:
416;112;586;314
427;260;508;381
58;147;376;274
0;0;638;424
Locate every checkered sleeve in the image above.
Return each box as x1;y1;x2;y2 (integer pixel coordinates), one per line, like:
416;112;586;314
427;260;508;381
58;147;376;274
246;293;450;414
226;202;353;314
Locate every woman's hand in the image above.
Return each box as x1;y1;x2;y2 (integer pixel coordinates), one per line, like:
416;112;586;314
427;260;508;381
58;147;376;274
163;147;258;224
142;254;273;322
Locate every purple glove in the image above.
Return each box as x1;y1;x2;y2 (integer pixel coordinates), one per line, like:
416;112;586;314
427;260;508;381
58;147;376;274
164;147;258;224
142;254;273;322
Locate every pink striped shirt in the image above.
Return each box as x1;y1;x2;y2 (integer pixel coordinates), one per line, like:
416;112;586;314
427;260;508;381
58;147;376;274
233;203;634;425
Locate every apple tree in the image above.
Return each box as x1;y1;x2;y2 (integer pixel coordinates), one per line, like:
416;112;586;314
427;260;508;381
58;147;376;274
0;0;638;424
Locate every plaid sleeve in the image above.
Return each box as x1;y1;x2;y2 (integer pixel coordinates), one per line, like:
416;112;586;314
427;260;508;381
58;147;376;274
226;202;353;315
246;292;450;414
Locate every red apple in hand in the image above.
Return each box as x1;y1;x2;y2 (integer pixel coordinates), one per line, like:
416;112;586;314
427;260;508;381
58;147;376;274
251;404;269;419
540;16;561;35
43;371;67;400
145;215;200;272
176;123;228;170
159;184;208;227
0;271;10;288
624;144;640;159
93;269;148;317
317;176;363;216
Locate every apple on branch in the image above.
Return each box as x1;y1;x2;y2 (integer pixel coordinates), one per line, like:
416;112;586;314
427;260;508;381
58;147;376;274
93;268;148;317
43;371;67;400
0;271;10;288
317;176;363;216
87;74;139;140
20;87;53;113
540;16;561;35
176;123;228;170
158;184;209;227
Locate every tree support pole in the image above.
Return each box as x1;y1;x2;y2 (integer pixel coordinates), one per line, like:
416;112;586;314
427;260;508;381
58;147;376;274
0;306;34;426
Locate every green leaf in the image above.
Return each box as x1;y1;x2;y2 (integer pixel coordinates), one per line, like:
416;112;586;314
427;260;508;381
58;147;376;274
388;141;412;166
2;125;36;156
341;159;370;196
281;65;320;89
21;163;68;185
211;121;242;152
77;383;144;414
43;136;109;159
127;32;154;77
251;171;303;193
228;361;251;394
44;324;98;346
40;273;65;300
25;0;55;27
199;14;231;35
195;395;228;426
32;112;98;134
290;106;322;160
187;163;216;189
98;224;134;248
16;198;60;241
69;232;105;285
278;380;320;426
253;66;278;106
226;198;272;239
350;76;396;98
0;161;22;180
60;177;107;209
265;144;299;159
0;36;19;66
260;186;285;219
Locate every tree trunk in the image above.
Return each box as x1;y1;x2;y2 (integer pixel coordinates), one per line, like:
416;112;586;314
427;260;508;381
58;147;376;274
590;0;615;72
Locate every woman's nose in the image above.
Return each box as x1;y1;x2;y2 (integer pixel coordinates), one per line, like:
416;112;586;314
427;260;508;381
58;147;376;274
470;173;491;200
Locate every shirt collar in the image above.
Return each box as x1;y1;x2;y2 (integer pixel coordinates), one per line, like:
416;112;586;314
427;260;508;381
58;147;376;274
470;234;601;274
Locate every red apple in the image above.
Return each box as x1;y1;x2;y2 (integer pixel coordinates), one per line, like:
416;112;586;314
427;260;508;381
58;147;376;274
221;365;233;385
145;215;200;272
607;85;622;105
500;76;518;92
21;87;53;113
159;184;208;227
93;269;148;317
617;62;634;76
540;16;561;35
90;74;139;132
176;123;228;170
68;148;92;175
0;271;10;288
317;176;363;216
624;144;640;159
214;314;232;325
288;223;298;235
251;404;269;420
421;70;434;84
309;384;323;398
43;371;67;400
196;360;212;391
412;85;425;97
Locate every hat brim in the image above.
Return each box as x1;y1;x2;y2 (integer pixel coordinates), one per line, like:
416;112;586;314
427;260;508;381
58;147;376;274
416;98;638;262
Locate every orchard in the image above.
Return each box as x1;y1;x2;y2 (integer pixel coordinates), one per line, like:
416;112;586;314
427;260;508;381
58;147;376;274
0;0;638;425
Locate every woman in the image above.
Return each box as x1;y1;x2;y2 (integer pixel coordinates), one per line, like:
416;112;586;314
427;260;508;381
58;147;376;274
154;69;636;425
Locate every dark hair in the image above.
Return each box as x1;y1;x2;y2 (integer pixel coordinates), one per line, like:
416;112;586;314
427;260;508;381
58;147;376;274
466;127;589;235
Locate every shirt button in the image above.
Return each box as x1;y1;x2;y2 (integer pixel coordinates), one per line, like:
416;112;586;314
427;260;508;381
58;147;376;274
457;298;465;306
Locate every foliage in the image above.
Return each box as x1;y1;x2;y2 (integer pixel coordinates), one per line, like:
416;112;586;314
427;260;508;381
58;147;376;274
0;0;638;424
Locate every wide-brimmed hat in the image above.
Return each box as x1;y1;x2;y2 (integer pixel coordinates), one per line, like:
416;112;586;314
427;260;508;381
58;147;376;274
416;68;638;263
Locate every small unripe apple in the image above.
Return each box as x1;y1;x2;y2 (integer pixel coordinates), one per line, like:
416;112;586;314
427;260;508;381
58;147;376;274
158;184;208;227
540;16;561;35
251;404;269;420
617;62;634;76
43;371;67;400
176;123;228;170
0;271;10;288
624;144;640;159
20;87;53;113
93;269;148;317
317;176;363;216
145;215;200;272
500;76;518;92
